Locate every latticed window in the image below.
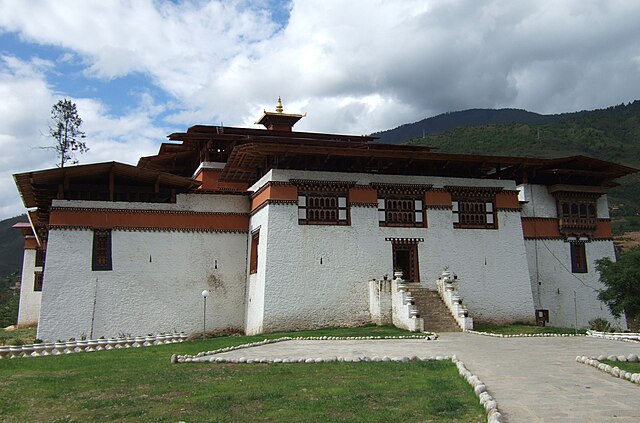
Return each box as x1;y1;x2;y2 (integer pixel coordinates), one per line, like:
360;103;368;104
34;271;43;291
570;242;587;273
378;197;424;227
298;193;349;225
92;229;112;271
250;230;259;274
448;187;498;229
557;195;598;234
35;248;46;267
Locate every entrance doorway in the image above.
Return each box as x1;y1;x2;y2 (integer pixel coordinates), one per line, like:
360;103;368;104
392;242;420;282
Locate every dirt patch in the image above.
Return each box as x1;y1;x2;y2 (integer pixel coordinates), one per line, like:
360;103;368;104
614;231;640;250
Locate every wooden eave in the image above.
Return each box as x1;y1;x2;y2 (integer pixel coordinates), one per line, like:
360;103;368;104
14;161;200;210
218;142;638;186
170;125;377;144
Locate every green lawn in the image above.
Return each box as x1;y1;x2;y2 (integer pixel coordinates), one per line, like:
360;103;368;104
601;360;640;374
473;322;583;335
0;326;484;422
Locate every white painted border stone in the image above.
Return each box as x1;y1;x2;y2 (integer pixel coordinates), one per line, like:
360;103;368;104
467;329;585;338
172;334;436;363
576;354;640;385
0;332;187;359
586;330;640;343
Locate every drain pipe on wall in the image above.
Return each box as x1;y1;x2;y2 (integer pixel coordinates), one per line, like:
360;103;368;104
574;290;578;335
90;277;98;339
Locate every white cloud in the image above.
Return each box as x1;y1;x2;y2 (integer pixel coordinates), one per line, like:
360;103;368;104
0;55;166;219
1;0;640;219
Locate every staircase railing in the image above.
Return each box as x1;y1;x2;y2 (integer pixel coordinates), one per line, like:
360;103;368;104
392;276;424;332
436;270;473;331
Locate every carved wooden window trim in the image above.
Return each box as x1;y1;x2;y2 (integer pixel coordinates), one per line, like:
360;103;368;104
570;242;587;273
555;192;599;236
372;183;430;228
34;271;43;292
250;230;259;274
298;193;349;225
378;196;424;227
447;186;499;229
92;229;113;271
35;248;46;268
292;180;352;226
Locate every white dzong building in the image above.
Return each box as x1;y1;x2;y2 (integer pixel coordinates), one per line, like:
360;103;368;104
13;101;635;341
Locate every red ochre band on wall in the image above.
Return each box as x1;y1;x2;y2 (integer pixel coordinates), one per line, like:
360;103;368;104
49;208;249;232
521;217;613;240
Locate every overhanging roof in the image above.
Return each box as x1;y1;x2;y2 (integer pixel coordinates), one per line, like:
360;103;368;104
14;161;200;210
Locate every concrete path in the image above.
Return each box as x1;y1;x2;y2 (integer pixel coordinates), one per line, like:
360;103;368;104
209;333;640;422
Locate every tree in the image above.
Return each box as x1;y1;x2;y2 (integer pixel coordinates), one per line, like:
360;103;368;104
49;99;88;168
596;247;640;332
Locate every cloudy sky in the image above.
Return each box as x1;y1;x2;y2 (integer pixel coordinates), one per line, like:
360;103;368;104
1;0;640;220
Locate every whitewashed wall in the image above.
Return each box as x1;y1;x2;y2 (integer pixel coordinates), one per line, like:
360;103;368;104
524;239;624;329
519;184;622;329
17;248;41;326
245;206;268;335
37;194;249;342
246;169;535;332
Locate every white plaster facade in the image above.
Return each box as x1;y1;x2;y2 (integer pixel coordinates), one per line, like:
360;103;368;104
243;169;535;333
20;165;626;340
520;184;624;329
36;193;249;341
16;248;41;326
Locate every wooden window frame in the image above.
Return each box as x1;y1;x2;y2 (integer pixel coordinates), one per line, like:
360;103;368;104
92;229;113;271
556;195;598;234
249;230;259;274
298;192;349;225
570;242;588;273
451;198;497;229
378;196;425;227
35;248;46;268
34;271;43;292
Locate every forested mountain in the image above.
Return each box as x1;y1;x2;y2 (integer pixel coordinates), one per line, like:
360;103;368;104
371;108;589;144
0;215;27;277
402;101;640;232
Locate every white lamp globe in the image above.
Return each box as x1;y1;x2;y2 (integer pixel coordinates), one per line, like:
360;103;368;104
201;290;210;298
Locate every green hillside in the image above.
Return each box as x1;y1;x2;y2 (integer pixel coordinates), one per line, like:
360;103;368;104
0;214;28;277
406;101;640;232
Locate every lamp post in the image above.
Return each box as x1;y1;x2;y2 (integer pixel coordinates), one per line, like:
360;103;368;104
201;290;209;341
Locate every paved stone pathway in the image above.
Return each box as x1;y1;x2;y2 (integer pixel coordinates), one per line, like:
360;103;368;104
209;333;640;422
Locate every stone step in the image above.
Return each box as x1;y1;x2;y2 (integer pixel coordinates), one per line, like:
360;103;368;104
404;288;461;332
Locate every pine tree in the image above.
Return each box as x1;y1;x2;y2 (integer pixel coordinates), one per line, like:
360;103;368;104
49;99;88;168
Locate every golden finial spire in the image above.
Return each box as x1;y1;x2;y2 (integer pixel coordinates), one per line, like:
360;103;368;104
276;96;283;113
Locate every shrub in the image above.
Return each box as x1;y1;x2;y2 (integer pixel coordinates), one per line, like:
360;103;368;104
589;317;613;332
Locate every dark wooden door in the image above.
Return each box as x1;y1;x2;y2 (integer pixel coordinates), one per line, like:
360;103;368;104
392;243;419;282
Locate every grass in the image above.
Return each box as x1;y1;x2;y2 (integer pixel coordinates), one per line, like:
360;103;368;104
0;327;36;345
0;325;485;422
473;322;583;335
601;360;640;374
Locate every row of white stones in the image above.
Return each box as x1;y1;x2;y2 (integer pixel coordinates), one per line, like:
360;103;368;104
586;330;640;343
576;355;640;385
174;347;501;423
467;330;584;338
0;333;188;359
172;334;436;362
453;355;503;423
